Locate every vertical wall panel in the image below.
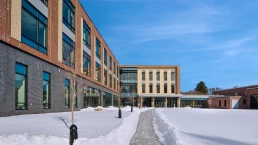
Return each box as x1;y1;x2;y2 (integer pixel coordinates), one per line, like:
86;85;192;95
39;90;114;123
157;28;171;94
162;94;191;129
58;0;62;62
11;0;21;41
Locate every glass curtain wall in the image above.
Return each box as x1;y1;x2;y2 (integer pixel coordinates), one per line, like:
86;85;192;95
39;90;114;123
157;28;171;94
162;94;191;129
120;68;138;106
103;92;112;107
83;87;101;107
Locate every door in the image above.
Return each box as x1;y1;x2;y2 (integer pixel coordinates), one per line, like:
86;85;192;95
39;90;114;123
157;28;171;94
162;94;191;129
232;99;239;109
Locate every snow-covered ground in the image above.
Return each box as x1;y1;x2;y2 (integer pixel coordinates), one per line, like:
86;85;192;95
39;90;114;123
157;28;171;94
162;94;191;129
153;108;258;145
0;106;146;145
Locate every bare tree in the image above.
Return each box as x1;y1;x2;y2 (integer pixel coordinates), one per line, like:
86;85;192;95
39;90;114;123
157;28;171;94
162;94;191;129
62;44;92;125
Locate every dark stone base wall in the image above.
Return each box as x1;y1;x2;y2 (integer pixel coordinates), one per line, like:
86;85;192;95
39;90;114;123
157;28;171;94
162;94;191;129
0;42;118;117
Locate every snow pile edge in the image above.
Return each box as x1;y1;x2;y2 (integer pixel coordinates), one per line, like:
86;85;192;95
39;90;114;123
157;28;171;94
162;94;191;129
153;109;182;145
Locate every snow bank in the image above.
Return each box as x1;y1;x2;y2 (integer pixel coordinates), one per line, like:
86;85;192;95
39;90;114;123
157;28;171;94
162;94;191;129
153;109;182;145
0;109;148;145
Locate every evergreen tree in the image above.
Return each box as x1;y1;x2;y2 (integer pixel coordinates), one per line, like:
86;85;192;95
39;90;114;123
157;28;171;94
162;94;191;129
195;81;208;94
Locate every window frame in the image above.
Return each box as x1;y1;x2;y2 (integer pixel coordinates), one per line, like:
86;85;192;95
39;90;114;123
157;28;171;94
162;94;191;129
142;71;145;81
15;62;28;110
43;71;51;109
64;79;70;108
62;33;75;68
104;49;107;65
95;62;101;82
21;0;48;54
149;83;153;93
104;69;107;85
156;71;160;81
164;71;167;81
171;71;175;81
149;71;153;81
83;51;91;76
63;0;75;33
83;21;91;48
164;83;167;93
95;37;101;59
41;0;48;6
142;83;145;93
157;83;160;93
171;83;175;93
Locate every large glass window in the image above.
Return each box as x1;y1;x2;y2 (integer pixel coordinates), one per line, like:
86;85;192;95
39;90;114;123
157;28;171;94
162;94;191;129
164;70;167;81
142;83;145;93
142;71;145;81
103;92;112;107
62;33;75;68
114;62;116;75
104;49;107;65
95;62;101;82
109;56;112;70
109;74;112;88
156;71;160;81
157;83;160;93
22;0;48;54
65;79;70;108
164;83;167;93
149;71;153;81
171;83;175;93
84;87;101;107
114;77;116;89
104;70;107;85
83;21;91;48
63;0;75;33
43;72;50;109
149;83;153;93
96;37;101;59
15;63;27;110
83;51;91;76
171;71;175;81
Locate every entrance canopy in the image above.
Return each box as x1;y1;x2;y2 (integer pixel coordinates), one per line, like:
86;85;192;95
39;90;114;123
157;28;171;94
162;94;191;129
140;94;183;98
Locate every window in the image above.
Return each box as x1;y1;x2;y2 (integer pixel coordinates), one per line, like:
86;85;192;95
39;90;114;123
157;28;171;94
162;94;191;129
114;78;116;89
65;79;70;108
117;66;119;77
164;70;167;81
157;83;160;93
142;83;145;93
243;99;246;105
62;33;75;68
104;70;107;85
41;0;48;6
15;63;27;110
171;71;175;81
104;49;107;65
43;72;50;109
74;82;78;108
22;0;48;54
63;0;75;33
219;100;221;107
164;83;167;93
171;83;175;93
156;71;160;81
142;71;145;81
224;100;226;107
95;62;101;82
109;74;112;88
114;62;116;75
109;56;112;70
96;37;101;59
149;71;153;81
149;83;153;93
83;21;91;48
83;51;91;76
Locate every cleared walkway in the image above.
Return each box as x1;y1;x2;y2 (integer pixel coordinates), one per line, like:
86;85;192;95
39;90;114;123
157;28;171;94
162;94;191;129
130;109;162;145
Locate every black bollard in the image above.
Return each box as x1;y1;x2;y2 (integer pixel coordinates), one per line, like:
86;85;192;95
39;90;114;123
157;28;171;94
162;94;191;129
69;124;78;145
118;108;122;118
131;104;133;112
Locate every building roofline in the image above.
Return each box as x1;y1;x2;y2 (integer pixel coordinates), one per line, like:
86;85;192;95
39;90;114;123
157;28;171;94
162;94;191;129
213;84;258;92
120;65;180;68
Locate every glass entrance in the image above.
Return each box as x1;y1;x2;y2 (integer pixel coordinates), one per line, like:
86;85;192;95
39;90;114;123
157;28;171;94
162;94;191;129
167;98;177;108
155;97;165;107
143;97;151;107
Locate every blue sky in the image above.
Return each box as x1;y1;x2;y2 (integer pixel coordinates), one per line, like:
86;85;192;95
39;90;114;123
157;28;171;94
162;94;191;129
80;0;258;92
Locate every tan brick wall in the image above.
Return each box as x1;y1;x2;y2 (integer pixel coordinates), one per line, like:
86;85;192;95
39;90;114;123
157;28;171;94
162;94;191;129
1;0;119;93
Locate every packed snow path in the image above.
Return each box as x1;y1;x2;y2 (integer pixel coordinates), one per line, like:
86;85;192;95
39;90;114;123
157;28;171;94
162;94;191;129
130;109;162;145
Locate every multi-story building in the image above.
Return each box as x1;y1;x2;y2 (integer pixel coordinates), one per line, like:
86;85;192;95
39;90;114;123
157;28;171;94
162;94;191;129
120;65;182;107
0;0;120;116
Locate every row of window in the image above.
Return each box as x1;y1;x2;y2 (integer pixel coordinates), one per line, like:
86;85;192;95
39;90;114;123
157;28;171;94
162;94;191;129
21;0;119;86
142;70;175;81
15;62;78;110
142;83;175;94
